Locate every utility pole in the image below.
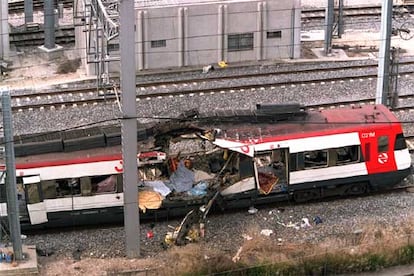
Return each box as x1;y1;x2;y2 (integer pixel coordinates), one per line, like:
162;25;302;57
324;0;334;55
1;89;23;260
337;0;344;38
376;0;393;105
44;0;56;49
119;0;140;258
389;47;400;109
0;0;9;61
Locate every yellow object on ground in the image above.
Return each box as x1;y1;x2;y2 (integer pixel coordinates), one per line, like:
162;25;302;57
138;190;163;213
218;61;228;68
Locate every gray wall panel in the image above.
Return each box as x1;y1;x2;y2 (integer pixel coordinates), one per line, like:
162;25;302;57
77;0;300;73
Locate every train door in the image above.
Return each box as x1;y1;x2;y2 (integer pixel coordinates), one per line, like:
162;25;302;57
0;175;30;222
16;178;29;221
23;175;48;225
254;148;288;194
364;134;396;174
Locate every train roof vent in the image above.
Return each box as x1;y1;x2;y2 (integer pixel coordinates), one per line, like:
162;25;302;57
255;103;307;121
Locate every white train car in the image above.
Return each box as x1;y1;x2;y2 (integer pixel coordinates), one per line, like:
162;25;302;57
0;104;411;229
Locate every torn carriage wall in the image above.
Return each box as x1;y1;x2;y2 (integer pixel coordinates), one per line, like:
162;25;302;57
7;104;306;157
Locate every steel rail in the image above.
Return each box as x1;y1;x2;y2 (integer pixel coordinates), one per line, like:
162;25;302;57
9;68;414;110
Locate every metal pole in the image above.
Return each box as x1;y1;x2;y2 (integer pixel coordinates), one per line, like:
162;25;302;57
1;89;23;260
376;0;393;105
0;0;9;60
338;0;344;38
120;0;140;258
324;0;334;55
389;47;400;109
58;3;64;19
25;0;34;24
44;0;56;49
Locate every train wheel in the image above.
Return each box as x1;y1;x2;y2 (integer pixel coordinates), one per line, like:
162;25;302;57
344;183;367;196
293;189;320;203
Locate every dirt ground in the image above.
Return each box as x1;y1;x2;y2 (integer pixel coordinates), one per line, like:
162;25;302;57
38;255;160;276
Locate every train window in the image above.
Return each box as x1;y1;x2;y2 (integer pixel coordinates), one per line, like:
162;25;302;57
296;153;305;171
228;33;254;51
394;133;407;150
56;179;81;197
331;145;360;166
80;177;92;196
41;180;57;199
378;136;389;152
304;150;328;169
151;40;166;48
239;154;254;179
0;184;5;203
26;184;41;204
91;175;117;194
116;175;123;193
289;153;297;171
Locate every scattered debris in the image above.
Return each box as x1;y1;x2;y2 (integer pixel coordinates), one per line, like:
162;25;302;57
248;206;258;214
218;61;228;68
301;218;312;228
232;246;243;263
277;238;283;246
286;222;300;230
202;64;215;73
146;230;154;239
260;229;274;236
313;216;323;225
242;234;252;241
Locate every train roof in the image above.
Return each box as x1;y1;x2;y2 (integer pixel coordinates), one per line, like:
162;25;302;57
211;104;401;142
8;104;401;160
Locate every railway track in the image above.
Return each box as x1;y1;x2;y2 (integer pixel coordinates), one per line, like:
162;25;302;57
7;60;414;153
9;61;414;111
301;4;413;20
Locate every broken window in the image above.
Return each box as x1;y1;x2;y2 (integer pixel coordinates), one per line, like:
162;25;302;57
254;149;287;193
26;183;41;204
91;175;117;194
55;178;81;197
304;150;328;169
41;180;57;199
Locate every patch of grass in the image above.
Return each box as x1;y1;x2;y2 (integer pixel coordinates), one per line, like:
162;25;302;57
398;244;414;264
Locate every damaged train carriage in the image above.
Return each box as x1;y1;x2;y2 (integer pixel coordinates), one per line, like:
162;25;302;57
211;104;411;205
0;104;412;229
